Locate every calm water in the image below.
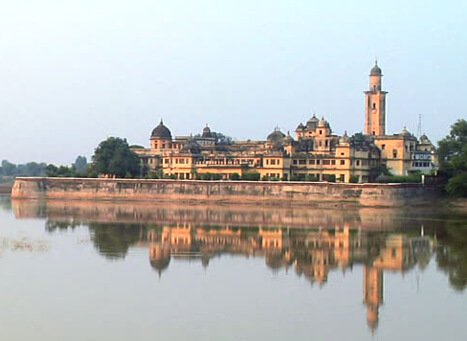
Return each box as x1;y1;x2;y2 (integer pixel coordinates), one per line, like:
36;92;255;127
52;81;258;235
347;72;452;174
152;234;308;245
1;196;466;341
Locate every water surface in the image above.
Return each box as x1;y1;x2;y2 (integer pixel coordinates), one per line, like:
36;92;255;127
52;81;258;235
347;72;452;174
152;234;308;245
1;196;466;340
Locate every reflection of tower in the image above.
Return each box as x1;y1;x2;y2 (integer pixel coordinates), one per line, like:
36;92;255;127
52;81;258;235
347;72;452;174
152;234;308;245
364;266;383;332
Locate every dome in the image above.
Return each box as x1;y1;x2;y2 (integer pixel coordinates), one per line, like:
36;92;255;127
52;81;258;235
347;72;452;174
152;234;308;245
370;61;382;76
181;139;202;154
296;123;305;131
202;125;213;138
318;117;330;128
419;134;431;144
306;114;319;129
267;128;286;144
339;131;350;144
151;120;172;140
399;126;411;137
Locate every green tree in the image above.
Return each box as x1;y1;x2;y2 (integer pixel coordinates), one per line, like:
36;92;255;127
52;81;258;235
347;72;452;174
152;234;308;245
1;160;16;176
73;156;88;175
438;119;467;196
92;137;140;178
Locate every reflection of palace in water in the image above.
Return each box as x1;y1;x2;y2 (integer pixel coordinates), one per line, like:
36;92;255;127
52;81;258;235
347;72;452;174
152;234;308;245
142;224;432;331
11;199;438;331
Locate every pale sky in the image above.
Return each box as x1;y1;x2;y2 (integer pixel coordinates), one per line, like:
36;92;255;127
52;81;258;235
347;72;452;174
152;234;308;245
0;0;466;164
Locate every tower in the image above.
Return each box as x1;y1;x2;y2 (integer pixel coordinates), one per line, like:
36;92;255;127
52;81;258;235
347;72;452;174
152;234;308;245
364;61;387;136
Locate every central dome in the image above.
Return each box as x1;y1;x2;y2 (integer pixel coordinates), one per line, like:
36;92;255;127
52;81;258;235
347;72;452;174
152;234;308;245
151;120;172;140
267;128;286;143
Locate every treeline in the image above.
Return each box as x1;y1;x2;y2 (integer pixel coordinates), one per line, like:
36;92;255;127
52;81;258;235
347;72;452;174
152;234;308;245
0;160;47;180
0;156;89;182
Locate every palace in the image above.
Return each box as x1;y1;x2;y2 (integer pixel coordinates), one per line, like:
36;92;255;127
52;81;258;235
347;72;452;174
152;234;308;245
134;62;437;182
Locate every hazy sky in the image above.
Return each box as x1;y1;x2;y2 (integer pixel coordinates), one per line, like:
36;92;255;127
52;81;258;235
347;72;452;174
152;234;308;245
1;0;466;164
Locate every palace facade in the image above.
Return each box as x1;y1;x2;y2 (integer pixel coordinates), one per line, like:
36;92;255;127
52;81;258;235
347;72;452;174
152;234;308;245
133;63;437;182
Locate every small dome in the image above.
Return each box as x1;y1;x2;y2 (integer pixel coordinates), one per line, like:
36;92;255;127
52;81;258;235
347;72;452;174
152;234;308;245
267;128;286;143
151;120;172;140
419;134;431;144
318;117;330;128
202;125;213;138
339;131;350;144
296;123;305;131
370;61;382;76
399;126;411;136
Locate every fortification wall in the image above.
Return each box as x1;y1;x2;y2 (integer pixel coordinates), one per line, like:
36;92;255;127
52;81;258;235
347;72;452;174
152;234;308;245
11;177;440;207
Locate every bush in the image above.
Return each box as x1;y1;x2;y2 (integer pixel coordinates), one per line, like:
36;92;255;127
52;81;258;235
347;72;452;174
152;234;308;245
349;175;359;183
446;173;467;197
305;174;319;182
322;174;336;182
230;173;241;180
241;172;260;181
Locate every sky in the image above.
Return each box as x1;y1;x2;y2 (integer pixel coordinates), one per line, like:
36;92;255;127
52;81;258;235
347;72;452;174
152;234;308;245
0;0;466;164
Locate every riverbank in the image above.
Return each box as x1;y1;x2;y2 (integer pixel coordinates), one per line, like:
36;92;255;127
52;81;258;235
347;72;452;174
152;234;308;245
11;177;442;207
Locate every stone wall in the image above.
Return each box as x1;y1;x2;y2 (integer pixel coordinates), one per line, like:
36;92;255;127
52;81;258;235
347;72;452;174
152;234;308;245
11;177;441;207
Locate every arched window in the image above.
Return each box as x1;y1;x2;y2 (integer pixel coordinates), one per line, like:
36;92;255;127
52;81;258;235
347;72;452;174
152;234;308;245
372;102;376;109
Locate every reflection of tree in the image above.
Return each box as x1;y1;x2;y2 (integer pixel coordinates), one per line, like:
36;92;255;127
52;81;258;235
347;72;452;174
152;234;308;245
45;220;80;232
88;223;145;260
0;196;11;211
436;220;467;291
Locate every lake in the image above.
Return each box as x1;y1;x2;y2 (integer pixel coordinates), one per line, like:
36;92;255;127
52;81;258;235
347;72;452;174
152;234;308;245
1;196;466;340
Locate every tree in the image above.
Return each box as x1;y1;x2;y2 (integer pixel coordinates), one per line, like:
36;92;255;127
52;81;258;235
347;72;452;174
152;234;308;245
438;119;467;196
73;156;88;175
92;137;140;178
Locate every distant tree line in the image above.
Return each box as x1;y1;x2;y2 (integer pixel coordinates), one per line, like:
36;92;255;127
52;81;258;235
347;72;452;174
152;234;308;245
0;160;48;182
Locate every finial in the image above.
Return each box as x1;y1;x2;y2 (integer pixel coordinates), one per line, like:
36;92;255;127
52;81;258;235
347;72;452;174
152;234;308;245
160;118;163;125
375;57;378;66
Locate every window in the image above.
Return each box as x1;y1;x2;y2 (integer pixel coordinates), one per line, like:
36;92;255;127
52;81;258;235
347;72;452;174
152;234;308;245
393;149;397;158
323;160;331;165
293;160;297;165
316;160;321;165
325;140;329;147
340;160;345;165
309;160;315;165
299;159;306;165
372;102;376;109
319;130;322;135
331;160;336;165
381;144;386;150
356;160;360;166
